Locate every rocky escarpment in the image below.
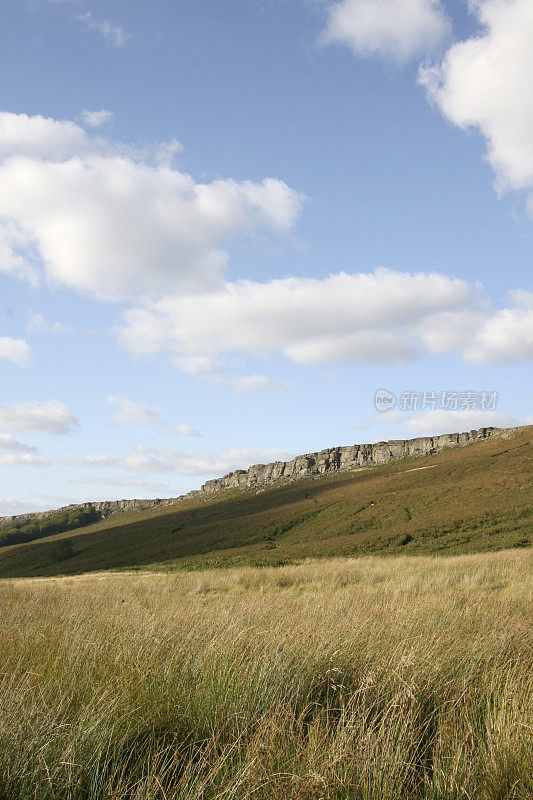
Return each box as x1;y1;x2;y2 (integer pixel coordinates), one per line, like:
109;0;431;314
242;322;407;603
0;426;520;531
195;426;514;496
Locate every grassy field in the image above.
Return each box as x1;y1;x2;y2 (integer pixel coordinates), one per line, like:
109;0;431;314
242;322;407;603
0;548;531;799
0;427;531;578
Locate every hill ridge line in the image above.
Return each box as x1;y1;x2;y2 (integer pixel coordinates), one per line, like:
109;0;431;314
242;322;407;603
0;425;522;529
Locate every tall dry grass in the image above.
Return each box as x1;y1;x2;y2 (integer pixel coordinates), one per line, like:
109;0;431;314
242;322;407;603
0;549;531;799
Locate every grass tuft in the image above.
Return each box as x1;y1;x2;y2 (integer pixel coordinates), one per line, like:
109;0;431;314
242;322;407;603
0;548;531;798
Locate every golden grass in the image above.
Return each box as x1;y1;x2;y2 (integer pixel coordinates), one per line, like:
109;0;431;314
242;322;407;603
0;549;532;799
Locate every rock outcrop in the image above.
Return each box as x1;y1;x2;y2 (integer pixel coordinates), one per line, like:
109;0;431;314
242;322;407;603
196;426;509;496
0;426;520;530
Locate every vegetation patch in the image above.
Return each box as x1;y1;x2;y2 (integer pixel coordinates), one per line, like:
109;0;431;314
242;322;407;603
0;549;531;799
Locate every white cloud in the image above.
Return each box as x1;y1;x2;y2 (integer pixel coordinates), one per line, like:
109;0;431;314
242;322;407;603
464;307;533;364
119;269;533;368
68;476;170;490
75;12;130;48
0;434;49;467
0;221;40;285
61;445;293;476
286;330;418;364
419;0;533;212
415;293;533;363
418;289;533;364
415;309;485;355
106;395;200;435
107;395;164;427
81;109;114;128
322;0;450;62
0;337;32;366
119;268;483;367
404;409;520;436
0;111;304;300
0;111;91;161
509;289;533;310
0;453;50;467
0;401;79;435
160;424;201;437
0;434;37;454
26;311;72;335
152;139;185;167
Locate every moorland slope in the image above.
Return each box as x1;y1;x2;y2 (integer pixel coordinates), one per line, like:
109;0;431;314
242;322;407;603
0;425;530;577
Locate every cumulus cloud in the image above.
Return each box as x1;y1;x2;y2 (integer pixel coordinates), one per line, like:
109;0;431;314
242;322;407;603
119;269;483;366
60;446;292;476
465;307;533;364
81;109;114;128
0;401;79;435
322;0;450;62
420;290;533;364
420;0;533;212
0;337;32;366
119;269;533;368
404;409;520;436
0;111;91;161
75;12;130;48
0;111;304;300
106;395;200;435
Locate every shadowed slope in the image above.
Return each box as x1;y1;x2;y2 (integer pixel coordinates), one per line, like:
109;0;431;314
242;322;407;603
0;426;531;577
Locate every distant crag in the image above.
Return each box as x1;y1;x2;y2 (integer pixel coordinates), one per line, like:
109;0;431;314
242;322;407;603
196;426;515;496
0;426;520;541
0;498;175;535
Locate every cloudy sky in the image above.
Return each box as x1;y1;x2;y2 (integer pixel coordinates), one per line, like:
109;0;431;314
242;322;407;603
0;0;531;515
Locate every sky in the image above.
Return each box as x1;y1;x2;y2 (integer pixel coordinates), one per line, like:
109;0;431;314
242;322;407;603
0;0;531;516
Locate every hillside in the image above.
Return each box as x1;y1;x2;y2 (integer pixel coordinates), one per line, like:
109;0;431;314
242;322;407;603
0;425;531;578
0;425;507;546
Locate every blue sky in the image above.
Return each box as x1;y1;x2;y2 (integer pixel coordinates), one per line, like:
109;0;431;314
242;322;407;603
0;0;531;515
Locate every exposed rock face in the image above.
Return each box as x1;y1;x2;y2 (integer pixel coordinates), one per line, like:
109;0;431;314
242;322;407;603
197;427;507;496
0;426;519;530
